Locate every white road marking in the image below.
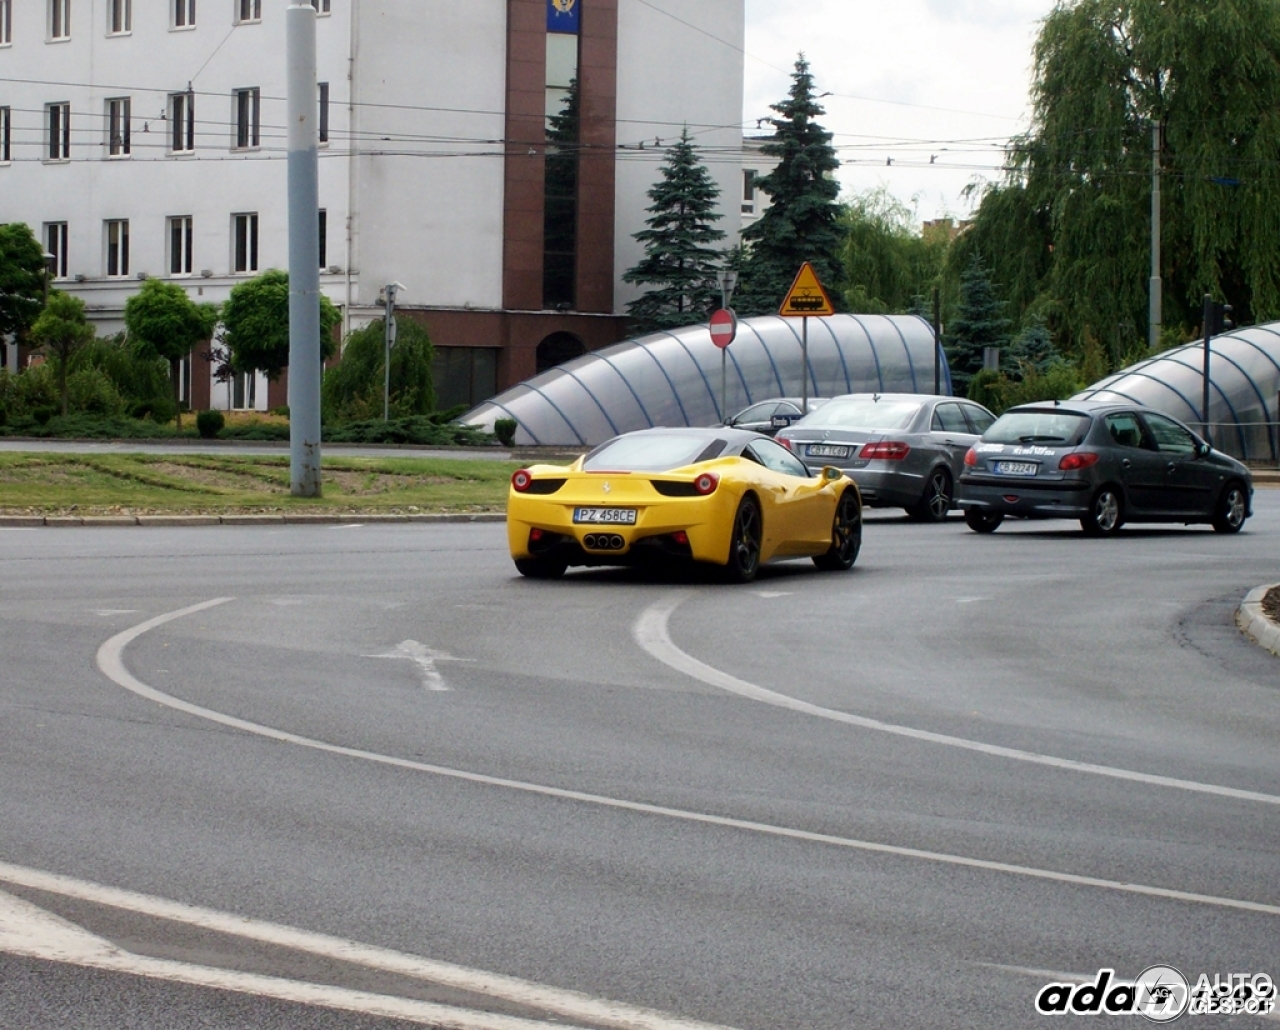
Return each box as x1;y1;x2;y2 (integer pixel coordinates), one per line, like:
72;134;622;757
95;609;140;616
954;597;989;604
93;601;1280;919
751;591;793;599
0;887;602;1030
364;639;471;692
633;592;1280;808
333;524;365;530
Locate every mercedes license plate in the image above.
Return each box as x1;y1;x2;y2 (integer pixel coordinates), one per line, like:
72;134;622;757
993;461;1038;476
806;444;851;459
573;507;637;525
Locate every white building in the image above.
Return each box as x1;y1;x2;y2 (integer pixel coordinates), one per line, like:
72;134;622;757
0;0;743;409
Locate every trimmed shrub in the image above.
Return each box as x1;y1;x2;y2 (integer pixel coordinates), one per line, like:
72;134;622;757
196;409;226;439
493;418;518;446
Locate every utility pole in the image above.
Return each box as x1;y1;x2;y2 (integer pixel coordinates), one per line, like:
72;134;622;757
1149;120;1162;353
932;286;942;395
286;2;322;497
382;282;402;421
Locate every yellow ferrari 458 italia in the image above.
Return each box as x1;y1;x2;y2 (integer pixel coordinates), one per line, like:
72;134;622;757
507;427;862;582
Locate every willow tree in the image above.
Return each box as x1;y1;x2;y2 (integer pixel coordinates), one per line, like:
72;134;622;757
840;187;948;314
974;0;1280;364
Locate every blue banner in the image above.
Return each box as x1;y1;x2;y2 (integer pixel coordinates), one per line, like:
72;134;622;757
547;0;580;34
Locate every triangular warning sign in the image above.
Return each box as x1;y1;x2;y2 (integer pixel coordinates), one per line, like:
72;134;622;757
779;262;836;318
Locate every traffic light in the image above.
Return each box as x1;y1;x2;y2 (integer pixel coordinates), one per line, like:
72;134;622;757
1203;296;1235;337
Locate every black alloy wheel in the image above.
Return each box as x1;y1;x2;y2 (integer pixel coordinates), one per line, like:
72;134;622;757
964;508;1004;534
908;467;953;522
1080;486;1124;536
514;555;567;579
722;495;762;583
1212;482;1248;534
814;490;862;571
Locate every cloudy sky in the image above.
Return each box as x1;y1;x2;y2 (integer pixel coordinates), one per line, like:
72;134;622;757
743;0;1061;222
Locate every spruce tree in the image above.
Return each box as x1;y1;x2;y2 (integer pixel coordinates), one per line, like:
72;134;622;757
946;254;1011;393
734;55;843;317
622;128;726;334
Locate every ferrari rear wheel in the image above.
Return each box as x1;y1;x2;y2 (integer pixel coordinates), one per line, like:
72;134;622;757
514;555;567;580
813;490;862;571
722;495;762;583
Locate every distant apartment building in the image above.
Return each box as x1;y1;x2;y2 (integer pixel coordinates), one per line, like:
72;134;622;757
0;0;744;409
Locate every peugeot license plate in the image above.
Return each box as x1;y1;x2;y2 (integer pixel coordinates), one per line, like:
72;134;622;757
993;461;1038;476
806;444;851;459
573;507;637;525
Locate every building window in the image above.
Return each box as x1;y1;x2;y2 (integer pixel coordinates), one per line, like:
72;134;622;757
47;102;70;160
543;26;580;309
231;370;256;409
0;107;10;163
318;82;329;145
173;0;195;28
234;88;259;149
106;97;130;157
106;219;130;277
742;170;757;214
318;209;327;269
45;222;69;278
108;0;130;34
1;0;12;45
309;0;330;13
170;91;195;153
168;216;193;275
232;213;258;272
235;0;260;24
49;0;70;39
433;347;498;410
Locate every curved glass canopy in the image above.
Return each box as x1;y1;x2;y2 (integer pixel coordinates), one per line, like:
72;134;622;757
463;314;951;446
1074;323;1280;461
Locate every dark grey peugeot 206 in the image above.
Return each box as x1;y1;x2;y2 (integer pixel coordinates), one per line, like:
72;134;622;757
956;400;1253;535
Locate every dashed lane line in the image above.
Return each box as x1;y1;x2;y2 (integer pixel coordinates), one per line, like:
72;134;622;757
93;600;1280;920
633;591;1280;808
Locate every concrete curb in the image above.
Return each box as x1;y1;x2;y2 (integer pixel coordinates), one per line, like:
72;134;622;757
1236;584;1280;657
0;513;506;528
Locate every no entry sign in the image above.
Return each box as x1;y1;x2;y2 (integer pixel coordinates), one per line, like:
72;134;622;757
710;308;737;349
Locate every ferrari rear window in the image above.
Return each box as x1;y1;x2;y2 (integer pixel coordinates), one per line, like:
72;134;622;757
583;434;726;472
984;410;1091;446
800;397;921;430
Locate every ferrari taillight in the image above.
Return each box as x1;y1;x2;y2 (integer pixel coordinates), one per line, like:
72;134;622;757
511;469;533;492
1059;452;1101;471
694;473;720;496
861;441;911;460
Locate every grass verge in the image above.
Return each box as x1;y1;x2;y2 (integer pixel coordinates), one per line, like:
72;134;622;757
0;453;522;516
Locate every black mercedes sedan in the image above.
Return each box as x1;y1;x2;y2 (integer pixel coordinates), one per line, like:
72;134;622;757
956;400;1253;535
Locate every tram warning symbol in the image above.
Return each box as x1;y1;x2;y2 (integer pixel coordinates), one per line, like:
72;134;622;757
779;262;836;318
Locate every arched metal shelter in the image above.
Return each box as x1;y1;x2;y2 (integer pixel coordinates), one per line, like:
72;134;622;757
462;313;951;446
1074;322;1280;462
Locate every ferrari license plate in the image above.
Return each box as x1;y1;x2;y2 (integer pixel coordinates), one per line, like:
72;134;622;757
573;507;637;525
993;461;1038;476
806;444;850;459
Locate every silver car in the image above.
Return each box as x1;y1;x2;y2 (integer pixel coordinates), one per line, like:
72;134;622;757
724;397;829;436
775;394;996;521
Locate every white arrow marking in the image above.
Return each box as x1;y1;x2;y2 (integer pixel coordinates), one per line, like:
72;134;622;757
364;640;470;692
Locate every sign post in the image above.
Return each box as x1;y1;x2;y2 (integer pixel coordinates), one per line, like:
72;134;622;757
779;262;836;415
710;307;737;423
714;269;739;423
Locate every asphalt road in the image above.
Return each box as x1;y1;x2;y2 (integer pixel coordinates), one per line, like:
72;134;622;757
1;499;1278;1029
